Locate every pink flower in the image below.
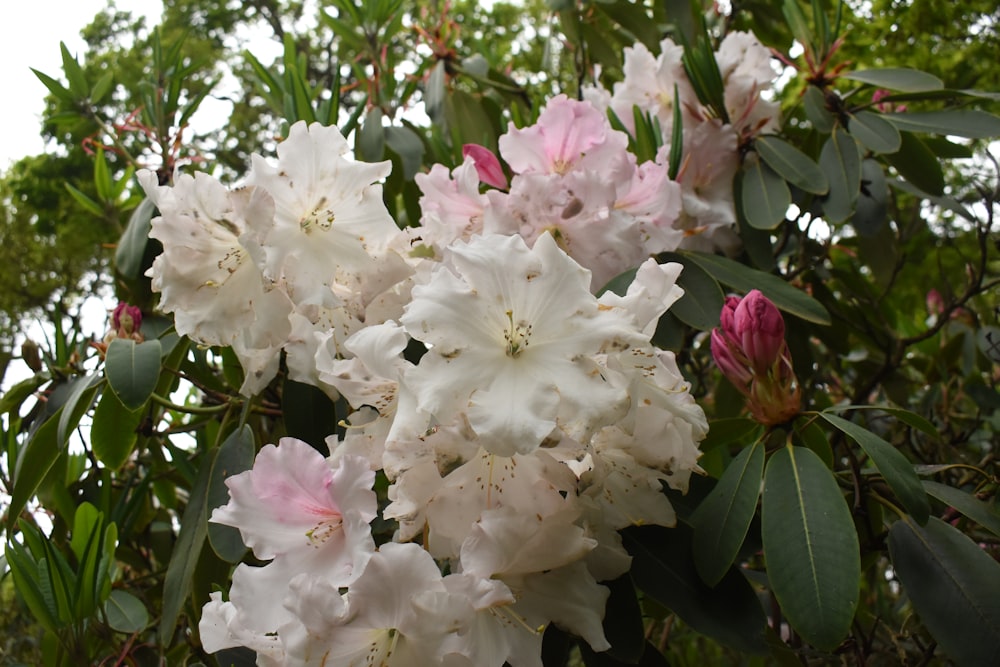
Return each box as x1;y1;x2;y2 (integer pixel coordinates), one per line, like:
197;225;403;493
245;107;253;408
463;143;508;189
112;302;143;338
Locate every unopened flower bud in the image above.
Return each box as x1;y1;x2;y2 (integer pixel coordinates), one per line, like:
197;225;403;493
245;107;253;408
710;328;752;389
21;339;42;373
463;143;508;189
112;302;143;338
734;289;785;376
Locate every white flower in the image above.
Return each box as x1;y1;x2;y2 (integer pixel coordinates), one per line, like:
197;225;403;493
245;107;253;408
247;121;399;307
398;232;639;456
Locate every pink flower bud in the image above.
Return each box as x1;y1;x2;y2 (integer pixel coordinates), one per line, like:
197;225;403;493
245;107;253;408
734;290;785;376
462;143;508;189
710;329;752;390
719;295;741;340
926;289;945;316
112;302;143;337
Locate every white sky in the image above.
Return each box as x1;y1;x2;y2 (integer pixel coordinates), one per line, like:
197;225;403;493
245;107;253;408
0;0;164;169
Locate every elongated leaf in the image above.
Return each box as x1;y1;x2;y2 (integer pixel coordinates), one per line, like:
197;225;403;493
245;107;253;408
91;390;143;470
679;251;831;325
692;442;764;586
31;67;74;103
841;68;943;92
207;426;255;563
65;183;105;217
741;155;790;230
888;517;1000;666
887;133;944;197
922;481;1000;538
803;86;835;133
384;126;425;180
5;540;61;634
822;404;939;440
9;379;101;532
793;416;834;468
0;373;47;415
115;198;157;280
848;111;902;154
883;110;1000;139
105;338;162;411
104;590;149;633
159;447;216;646
659;252;724;330
699;418;761;453
819;128;861;224
761;446;859;650
852;158;888;237
755;136;829;195
623;524;767;653
57;374;102;448
820;412;930;523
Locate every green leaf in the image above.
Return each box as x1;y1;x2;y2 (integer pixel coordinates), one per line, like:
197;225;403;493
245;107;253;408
91;390;143;470
0;374;48;415
755;136;829;195
104;590;149;633
888;517;1000;666
841;68;944;92
699;418;761;453
761;445;859;650
5;539;61;634
207;426;255;563
782;0;814;55
599;574;645;663
819;412;930;524
819;128;861;224
31;67;74;103
848;111;902;154
623;524;767;653
922;481;1000;538
105;338;162;411
159;447;216;646
65;183;105;218
56;374;102;458
793;416;834;468
357;107;385;162
740;154;791;230
692;441;764;586
90;71;114;103
659;252;724;330
852;158;888;237
885;132;946;196
8;378;100;532
60;42;89;97
115;198;157;280
384;126;425;180
803;86;835;133
679;251;831;325
883;110;1000;139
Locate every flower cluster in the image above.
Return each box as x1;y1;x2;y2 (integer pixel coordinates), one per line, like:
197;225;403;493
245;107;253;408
130;30;789;665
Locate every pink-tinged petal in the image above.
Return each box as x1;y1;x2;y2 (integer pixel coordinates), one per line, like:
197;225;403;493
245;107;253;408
734;289;785;375
463;143;508;189
211;439;375;563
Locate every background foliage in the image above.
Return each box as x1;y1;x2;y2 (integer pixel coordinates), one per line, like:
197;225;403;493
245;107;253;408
1;0;999;665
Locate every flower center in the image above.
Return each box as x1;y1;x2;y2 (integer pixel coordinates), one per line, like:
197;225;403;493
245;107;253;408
503;310;533;358
305;514;343;548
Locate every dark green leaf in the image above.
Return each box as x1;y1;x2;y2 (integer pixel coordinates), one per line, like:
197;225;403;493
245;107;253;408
852;158;888;236
207;426;255;563
848;111;902;154
56;375;102;459
623;524;767;653
5;538;61;634
761;446;859;650
599;574;645;663
889;176;969;218
282;379;338;455
740;155;791;230
841;68;943;92
922;481;1000;538
60;42;88;97
883;110;1000;138
819;128;861;224
888;517;1000;666
115;198;157;280
159;447;216;646
803;86;835;133
357;107;385;162
679;251;831;325
692;442;764;586
782;0;814;55
819;412;930;524
105;338;162;411
699;418;761;453
0;374;48;415
793;416;834;469
91;390;143;470
104;590;149;633
659;252;724;330
755;136;829;195
384;126;425;180
31;67;74;103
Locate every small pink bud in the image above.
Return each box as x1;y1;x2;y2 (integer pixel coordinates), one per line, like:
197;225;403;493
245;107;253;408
734;290;785;376
462;143;508;189
112;302;143;337
719;295;741;340
926;289;945;316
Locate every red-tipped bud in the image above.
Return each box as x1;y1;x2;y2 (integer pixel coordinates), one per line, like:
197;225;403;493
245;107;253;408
112;302;143;338
463;143;508;189
711;328;752;390
734;290;785;376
